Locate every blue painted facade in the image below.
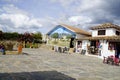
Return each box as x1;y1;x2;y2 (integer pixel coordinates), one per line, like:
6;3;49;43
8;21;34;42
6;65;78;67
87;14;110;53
47;25;76;38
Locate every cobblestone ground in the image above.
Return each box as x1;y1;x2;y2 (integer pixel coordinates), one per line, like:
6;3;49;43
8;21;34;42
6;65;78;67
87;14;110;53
0;48;120;80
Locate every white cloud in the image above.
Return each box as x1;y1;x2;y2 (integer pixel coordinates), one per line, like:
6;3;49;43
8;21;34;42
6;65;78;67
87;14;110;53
50;0;104;12
68;16;92;25
0;14;42;28
51;0;120;28
51;0;75;7
1;0;21;3
1;0;120;33
2;4;28;15
0;4;43;33
77;0;104;12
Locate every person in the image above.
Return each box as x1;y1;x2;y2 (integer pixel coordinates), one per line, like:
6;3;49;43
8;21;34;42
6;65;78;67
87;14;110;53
0;44;6;55
18;42;23;54
114;55;119;66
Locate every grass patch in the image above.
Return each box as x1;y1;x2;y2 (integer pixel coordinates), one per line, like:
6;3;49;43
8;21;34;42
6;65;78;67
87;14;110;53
48;39;70;47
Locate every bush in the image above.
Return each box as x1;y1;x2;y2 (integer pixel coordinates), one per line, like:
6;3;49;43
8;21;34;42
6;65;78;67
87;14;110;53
32;43;39;48
33;39;42;43
0;41;14;51
25;42;30;48
6;42;14;51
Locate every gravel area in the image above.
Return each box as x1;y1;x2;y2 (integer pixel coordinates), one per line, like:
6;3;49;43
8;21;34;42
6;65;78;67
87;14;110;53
0;48;120;80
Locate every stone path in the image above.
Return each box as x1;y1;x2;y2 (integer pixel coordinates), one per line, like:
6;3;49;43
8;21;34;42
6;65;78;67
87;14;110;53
0;48;120;80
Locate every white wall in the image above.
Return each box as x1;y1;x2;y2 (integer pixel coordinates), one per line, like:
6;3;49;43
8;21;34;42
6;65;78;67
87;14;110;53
76;34;87;39
76;39;115;58
106;28;116;36
92;30;98;37
82;40;90;55
92;28;116;37
75;40;90;54
98;40;115;59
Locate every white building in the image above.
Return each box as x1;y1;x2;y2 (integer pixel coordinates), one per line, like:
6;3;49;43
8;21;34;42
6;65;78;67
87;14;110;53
76;23;120;58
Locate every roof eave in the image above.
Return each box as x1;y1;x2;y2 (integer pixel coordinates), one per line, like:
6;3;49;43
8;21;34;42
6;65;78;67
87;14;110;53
77;36;120;41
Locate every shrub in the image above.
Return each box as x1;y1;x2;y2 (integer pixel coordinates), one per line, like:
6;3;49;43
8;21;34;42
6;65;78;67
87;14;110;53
32;43;39;48
25;42;30;48
6;42;14;51
0;41;14;51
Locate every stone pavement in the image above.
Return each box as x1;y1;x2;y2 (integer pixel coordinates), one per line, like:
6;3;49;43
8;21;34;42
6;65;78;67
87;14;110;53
0;48;120;80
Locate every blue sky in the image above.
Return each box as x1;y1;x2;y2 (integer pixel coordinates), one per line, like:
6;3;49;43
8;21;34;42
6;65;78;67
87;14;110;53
0;0;120;34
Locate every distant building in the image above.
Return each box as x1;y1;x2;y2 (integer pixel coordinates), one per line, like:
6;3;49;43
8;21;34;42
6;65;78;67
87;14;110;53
76;23;120;58
47;24;91;39
46;24;91;46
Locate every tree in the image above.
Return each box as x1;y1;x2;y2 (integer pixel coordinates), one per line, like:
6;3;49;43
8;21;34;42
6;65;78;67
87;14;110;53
3;32;13;40
12;32;19;40
51;33;59;39
66;35;72;39
51;33;59;44
22;32;34;42
33;32;42;40
3;32;19;40
33;32;42;43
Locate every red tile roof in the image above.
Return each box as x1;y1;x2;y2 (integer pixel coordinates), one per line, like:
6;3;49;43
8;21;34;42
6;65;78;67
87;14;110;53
91;23;120;30
61;24;91;36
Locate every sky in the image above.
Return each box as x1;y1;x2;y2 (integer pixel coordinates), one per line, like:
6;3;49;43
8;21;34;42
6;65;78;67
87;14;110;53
0;0;120;34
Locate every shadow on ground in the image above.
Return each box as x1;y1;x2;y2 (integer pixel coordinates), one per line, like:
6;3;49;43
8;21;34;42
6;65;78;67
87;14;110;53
0;71;76;80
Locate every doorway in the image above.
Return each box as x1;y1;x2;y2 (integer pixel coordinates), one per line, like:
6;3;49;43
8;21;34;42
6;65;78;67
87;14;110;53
90;40;99;55
116;42;120;58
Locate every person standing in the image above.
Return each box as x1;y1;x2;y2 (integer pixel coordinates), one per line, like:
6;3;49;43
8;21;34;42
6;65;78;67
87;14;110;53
18;42;23;54
1;44;5;55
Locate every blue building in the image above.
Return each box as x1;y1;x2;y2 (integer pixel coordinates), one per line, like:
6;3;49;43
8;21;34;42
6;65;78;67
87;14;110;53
46;24;91;49
47;24;91;39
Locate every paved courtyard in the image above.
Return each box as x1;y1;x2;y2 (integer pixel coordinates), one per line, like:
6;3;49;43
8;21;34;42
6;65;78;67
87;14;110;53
0;48;120;80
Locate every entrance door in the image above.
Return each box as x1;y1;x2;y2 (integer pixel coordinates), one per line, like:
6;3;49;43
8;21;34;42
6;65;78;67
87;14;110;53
70;38;75;48
90;40;100;55
90;41;97;54
116;42;120;58
91;41;96;47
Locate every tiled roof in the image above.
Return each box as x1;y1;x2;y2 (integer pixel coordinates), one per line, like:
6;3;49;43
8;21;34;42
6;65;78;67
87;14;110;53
61;24;91;36
91;23;120;30
77;36;120;41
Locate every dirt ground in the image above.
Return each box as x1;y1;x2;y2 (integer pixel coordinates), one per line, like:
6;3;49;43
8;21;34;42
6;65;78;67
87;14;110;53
0;48;120;80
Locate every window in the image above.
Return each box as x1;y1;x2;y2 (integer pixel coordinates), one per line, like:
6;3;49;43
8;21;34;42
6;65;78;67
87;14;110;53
77;41;82;48
116;31;120;35
98;30;106;35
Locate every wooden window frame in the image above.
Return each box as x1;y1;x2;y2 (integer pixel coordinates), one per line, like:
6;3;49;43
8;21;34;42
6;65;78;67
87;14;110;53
98;30;106;35
116;31;120;36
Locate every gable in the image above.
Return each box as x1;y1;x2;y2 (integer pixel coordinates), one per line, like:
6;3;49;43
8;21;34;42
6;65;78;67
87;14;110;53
47;25;76;36
47;24;91;37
